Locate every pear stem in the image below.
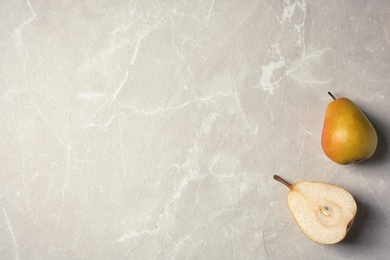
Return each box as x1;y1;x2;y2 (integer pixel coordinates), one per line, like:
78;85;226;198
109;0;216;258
273;175;292;189
327;91;336;100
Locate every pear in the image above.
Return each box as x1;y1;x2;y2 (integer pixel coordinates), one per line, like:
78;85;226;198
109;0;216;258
273;175;357;244
321;92;377;165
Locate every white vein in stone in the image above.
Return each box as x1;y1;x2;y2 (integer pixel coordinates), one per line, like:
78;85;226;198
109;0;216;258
14;0;36;55
1;207;20;260
258;61;285;95
113;36;143;100
30;100;69;150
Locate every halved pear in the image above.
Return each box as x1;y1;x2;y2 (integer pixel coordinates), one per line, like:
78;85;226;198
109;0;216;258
273;175;357;244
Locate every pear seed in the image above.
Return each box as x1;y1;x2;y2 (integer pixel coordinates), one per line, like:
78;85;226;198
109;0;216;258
320;206;330;216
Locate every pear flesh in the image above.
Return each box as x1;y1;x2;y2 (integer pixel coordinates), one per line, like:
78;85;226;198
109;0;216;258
321;92;377;165
274;175;357;244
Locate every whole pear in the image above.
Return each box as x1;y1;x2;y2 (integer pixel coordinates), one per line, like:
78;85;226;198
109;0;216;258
321;92;377;165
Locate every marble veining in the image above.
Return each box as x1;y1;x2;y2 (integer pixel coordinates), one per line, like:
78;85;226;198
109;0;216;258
1;0;390;259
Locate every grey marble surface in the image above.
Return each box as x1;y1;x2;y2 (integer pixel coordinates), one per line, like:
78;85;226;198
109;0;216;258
1;0;390;259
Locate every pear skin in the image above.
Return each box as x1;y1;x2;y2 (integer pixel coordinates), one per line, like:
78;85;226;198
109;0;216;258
273;175;357;244
321;92;378;165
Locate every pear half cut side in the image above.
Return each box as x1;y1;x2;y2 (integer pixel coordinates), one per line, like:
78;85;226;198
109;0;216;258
274;175;357;244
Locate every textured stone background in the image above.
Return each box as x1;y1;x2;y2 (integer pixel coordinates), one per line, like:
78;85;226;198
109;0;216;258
1;0;390;259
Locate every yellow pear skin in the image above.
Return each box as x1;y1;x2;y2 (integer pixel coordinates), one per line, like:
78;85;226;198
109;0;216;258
321;92;377;165
273;175;357;244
